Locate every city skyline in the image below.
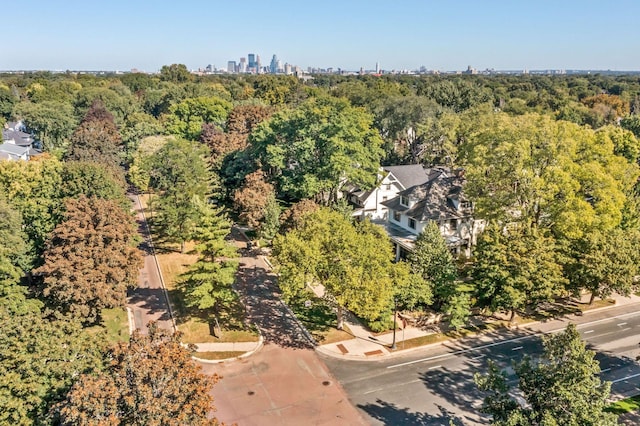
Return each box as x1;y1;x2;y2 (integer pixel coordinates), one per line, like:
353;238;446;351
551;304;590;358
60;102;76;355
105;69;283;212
4;0;640;72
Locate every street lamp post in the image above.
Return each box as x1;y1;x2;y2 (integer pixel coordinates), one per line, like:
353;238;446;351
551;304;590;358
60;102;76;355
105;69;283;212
390;297;397;350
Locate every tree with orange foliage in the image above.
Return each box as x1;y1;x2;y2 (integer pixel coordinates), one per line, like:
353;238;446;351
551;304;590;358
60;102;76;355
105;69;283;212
37;196;142;323
59;323;223;426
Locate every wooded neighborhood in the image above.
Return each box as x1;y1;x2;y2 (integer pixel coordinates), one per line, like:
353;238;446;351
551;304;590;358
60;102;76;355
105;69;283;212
2;69;640;424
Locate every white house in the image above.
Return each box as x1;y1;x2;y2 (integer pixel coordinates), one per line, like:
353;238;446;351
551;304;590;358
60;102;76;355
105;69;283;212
344;164;430;220
0;142;33;161
381;166;483;259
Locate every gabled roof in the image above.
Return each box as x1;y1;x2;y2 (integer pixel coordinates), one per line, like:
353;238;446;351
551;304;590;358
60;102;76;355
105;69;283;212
382;167;472;221
0;142;30;156
2;129;35;147
382;164;429;189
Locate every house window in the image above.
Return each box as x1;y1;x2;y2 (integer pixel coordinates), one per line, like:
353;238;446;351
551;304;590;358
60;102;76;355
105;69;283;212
385;184;391;191
382;196;388;201
393;210;401;222
400;196;409;206
449;219;457;230
408;218;416;229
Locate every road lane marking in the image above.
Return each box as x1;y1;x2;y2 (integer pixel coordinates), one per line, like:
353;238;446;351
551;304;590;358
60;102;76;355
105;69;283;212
601;368;612;373
512;346;523;351
427;365;441;370
471;354;485;360
387;334;536;369
583;330;594;334
612;372;640;384
622;328;632;332
387;310;640;369
363;388;383;395
618;322;628;327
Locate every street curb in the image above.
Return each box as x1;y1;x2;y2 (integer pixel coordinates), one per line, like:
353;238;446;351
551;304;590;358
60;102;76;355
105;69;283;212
315;299;640;362
192;333;264;364
134;193;178;333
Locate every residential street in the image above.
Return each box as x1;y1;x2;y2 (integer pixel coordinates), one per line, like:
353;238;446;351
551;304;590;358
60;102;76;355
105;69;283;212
127;193;174;333
127;206;366;425
199;229;367;425
321;302;640;425
128;194;640;425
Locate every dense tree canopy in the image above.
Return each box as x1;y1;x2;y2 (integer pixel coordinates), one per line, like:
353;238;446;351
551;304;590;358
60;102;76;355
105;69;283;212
147;138;211;252
250;96;384;203
274;208;401;328
59;323;221;426
0;301;103;426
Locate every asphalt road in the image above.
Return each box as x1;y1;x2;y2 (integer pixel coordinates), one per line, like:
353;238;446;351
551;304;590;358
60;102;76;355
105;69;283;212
321;304;640;425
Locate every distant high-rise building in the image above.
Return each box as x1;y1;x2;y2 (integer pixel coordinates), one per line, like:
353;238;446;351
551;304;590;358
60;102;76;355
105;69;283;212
205;64;213;73
248;53;256;68
256;55;261;73
227;61;237;73
239;57;247;73
270;54;278;74
284;63;292;75
375;62;380;74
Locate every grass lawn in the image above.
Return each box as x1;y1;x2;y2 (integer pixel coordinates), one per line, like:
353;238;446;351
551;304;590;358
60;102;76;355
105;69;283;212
287;294;354;344
145;199;258;344
606;395;640;414
193;351;247;360
86;308;129;344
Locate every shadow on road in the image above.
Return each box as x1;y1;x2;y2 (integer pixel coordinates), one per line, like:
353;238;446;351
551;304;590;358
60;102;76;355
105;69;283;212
358;399;466;426
419;326;640;424
127;287;172;322
236;263;314;350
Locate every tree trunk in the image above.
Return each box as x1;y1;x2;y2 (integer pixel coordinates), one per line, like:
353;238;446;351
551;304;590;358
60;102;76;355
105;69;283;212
509;309;516;322
589;291;596;305
181;240;185;254
336;305;344;330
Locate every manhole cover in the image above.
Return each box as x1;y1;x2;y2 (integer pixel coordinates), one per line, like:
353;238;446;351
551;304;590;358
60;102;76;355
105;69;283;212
322;381;331;386
248;391;255;395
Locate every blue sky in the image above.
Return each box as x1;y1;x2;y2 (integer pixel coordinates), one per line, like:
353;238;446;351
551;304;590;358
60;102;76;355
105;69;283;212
5;0;640;72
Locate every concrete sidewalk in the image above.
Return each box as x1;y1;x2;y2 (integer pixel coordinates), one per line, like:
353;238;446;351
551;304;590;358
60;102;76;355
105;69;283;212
317;292;640;360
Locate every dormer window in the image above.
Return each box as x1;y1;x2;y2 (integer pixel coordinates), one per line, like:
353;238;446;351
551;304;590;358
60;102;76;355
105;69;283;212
400;196;409;206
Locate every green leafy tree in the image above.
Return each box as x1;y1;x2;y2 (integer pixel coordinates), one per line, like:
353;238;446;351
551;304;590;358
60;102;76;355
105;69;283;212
443;292;471;331
36;196;142;323
407;221;457;308
274;209;395;329
0;154;64;260
14;100;77;152
250;96;384;203
59;323;221;426
475;324;617;426
260;193;281;240
473;224;566;321
127;135;173;192
164;96;232;140
462;113;638;240
148;138;211;253
565;228;640;304
0;197;31;311
159;63;193;83
60;161;127;207
0;303;103;426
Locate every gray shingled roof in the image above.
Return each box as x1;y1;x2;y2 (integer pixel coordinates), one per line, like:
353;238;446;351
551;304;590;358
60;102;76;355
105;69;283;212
383;164;430;189
2;129;34;147
382;167;472;221
0;143;30;157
